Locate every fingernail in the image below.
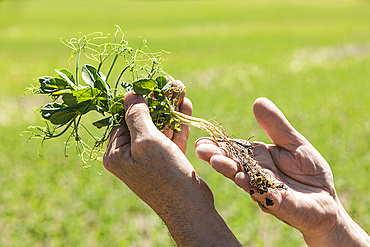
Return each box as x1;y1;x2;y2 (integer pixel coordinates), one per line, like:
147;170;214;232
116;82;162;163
124;92;139;109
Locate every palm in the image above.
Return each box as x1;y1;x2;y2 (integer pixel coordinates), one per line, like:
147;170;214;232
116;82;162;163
195;97;339;235
254;142;338;230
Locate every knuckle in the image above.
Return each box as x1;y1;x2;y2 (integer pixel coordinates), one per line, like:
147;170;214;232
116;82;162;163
102;152;115;173
103;150;122;174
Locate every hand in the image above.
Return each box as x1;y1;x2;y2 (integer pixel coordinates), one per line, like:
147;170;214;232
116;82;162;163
195;97;370;246
103;84;242;246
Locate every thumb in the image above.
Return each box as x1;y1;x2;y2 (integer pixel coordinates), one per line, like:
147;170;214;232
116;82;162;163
253;97;309;151
124;92;157;139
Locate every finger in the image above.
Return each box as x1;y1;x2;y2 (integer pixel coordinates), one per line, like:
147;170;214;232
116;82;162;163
124;92;159;141
114;130;131;149
173;80;186;112
195;137;241;180
165;78;185;112
235;172;253;195
178;97;193;122
107;126;127;151
172;97;193;153
195;137;228;162
103;126;132;173
162;127;173;140
162;80;186;140
253;97;309;151
209;155;241;180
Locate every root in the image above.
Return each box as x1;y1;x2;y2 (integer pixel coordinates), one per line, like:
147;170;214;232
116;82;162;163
217;138;285;194
175;111;286;196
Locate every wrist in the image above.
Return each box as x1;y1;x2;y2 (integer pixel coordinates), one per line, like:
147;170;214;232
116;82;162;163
302;201;370;247
149;171;242;246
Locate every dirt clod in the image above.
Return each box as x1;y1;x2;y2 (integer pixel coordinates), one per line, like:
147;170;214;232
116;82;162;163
266;197;274;206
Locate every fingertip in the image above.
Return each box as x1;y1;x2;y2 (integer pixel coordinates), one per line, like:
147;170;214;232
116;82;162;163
124;92;144;110
253;97;308;150
166;77;186;111
253;97;270;109
253;97;277;125
172;79;185;90
235;172;251;190
195;140;222;162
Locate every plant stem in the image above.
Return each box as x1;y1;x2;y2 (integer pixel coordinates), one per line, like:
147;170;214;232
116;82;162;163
47;119;75;139
76;48;82;85
114;62;132;97
106;54;119;81
174;111;229;140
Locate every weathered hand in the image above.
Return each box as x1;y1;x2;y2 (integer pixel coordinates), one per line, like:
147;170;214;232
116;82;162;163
103;88;241;246
195;97;370;246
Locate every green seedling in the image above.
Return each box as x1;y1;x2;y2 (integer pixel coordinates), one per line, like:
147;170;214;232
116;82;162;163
26;26;285;196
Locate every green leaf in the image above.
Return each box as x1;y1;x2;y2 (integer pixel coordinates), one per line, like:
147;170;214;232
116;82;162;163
110;101;124;115
99;71;106;82
153;90;165;101
39;76;69;93
81;64;110;96
133;78;157;95
55;69;76;89
156;76;173;92
81;64;95;87
40;100;98;125
49;111;79;125
40;102;79;124
156;76;168;89
147;98;160;107
92;116;113;129
53;87;104;106
40;102;67;119
72;101;99;115
71;88;101;103
61;93;78;107
98;71;111;96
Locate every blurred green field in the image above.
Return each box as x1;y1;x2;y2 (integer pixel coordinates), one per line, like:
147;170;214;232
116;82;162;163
0;0;369;246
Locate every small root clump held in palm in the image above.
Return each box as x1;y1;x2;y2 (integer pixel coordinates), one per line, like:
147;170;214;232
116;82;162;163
221;138;285;195
175;112;286;196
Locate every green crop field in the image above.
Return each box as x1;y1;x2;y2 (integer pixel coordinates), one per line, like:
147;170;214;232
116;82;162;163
0;0;369;246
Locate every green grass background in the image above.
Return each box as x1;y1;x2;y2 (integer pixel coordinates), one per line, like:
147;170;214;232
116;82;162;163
0;0;369;246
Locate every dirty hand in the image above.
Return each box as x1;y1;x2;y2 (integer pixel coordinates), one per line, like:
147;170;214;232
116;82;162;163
103;86;241;246
195;97;370;247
